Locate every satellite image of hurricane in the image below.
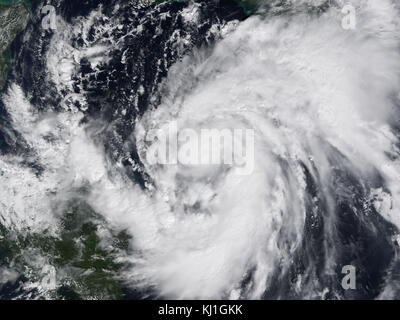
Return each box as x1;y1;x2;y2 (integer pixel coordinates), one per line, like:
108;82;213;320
0;0;400;301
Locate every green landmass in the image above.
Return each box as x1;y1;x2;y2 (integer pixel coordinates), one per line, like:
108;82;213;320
0;1;30;89
0;198;132;299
